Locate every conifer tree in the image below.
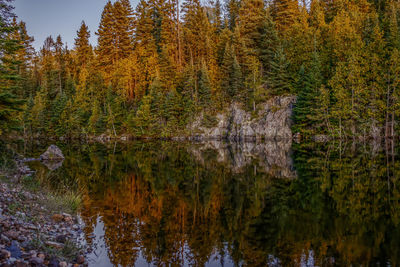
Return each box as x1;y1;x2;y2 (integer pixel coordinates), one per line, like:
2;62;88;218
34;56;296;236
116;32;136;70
74;21;92;69
221;43;242;99
272;0;300;31
226;0;240;30
0;0;24;135
197;62;212;107
293;52;324;136
267;47;292;95
97;1;115;70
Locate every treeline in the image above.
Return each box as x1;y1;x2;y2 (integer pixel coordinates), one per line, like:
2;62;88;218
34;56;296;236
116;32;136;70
1;0;400;139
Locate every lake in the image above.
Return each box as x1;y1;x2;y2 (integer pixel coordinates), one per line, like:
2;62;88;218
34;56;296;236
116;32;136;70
20;140;400;266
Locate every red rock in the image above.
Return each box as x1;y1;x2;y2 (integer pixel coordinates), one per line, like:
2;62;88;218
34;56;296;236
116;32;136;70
52;214;63;223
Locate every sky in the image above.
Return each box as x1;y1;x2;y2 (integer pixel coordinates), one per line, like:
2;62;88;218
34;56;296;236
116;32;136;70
13;0;138;51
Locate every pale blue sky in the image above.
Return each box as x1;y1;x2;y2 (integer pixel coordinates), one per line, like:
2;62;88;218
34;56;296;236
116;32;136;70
13;0;138;50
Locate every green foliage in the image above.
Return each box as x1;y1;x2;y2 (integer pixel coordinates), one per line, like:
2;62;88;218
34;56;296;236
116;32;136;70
293;52;325;136
3;0;400;139
267;46;293;95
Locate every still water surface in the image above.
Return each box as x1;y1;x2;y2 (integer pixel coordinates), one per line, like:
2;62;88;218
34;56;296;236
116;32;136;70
21;140;400;266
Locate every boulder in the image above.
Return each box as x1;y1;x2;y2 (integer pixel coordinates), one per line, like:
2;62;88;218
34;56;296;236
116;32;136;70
39;145;64;161
188;95;296;141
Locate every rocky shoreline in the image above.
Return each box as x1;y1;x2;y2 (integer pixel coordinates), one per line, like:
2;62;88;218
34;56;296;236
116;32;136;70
0;147;87;267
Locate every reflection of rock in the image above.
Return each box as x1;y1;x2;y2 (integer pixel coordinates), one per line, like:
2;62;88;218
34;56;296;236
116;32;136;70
189;96;296;141
188;141;296;179
40;145;64;161
41;159;64;171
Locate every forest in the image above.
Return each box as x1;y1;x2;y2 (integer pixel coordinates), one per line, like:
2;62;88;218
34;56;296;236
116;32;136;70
1;0;400;139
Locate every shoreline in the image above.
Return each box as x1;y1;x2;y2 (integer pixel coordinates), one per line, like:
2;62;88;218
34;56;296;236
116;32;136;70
0;159;87;267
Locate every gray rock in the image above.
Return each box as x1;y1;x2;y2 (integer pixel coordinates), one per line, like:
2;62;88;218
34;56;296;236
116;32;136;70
188;96;296;141
29;257;44;266
313;135;330;143
39;145;64;161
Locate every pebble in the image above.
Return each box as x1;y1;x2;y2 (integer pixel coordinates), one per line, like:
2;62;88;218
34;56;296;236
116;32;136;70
56;235;67;244
0;181;86;267
4;231;18;240
45;241;64;249
15;262;28;267
0;249;11;259
29;257;44;266
76;255;85;264
51;214;63;223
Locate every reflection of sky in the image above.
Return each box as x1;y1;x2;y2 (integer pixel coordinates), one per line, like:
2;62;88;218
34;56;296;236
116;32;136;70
85;217;236;267
12;0;139;50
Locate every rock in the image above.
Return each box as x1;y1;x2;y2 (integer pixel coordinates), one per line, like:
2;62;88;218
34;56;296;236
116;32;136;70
52;214;64;223
55;235;67;244
37;253;45;260
312;134;330;143
45;241;64;249
6;241;22;258
48;258;59;267
0;249;11;260
188;96;296;141
0;234;10;243
76;255;85;264
29;257;44;266
15;261;28;267
62;213;73;223
39;145;64;161
4;231;18;240
41;160;64;171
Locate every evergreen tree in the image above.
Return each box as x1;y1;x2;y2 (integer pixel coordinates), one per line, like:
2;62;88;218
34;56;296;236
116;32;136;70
0;0;24;135
272;0;300;31
226;0;240;30
221;43;242;99
74;21;92;70
293;52;324;136
129;93;155;136
267;47;292;95
97;1;116;70
197;62;212;107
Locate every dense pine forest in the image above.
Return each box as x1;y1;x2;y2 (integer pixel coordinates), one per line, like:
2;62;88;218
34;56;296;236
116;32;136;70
1;0;400;139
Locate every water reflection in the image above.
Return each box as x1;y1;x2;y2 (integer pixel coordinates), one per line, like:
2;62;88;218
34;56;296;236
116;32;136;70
23;140;400;266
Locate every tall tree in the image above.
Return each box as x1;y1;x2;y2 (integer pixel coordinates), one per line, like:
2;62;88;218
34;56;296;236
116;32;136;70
74;21;92;70
0;0;24;135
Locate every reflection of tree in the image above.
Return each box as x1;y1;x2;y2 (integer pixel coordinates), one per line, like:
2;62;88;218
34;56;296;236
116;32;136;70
27;140;400;266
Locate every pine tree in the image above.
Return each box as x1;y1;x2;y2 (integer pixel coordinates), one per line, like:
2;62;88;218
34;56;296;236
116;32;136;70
197;62;212;107
129;93;155;136
226;0;240;30
113;0;134;59
293;52;324;136
214;0;223;31
74;21;92;70
258;12;279;76
272;0;300;32
267;47;292;95
221;43;242;99
97;1;115;70
0;1;24;135
329;51;368;137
